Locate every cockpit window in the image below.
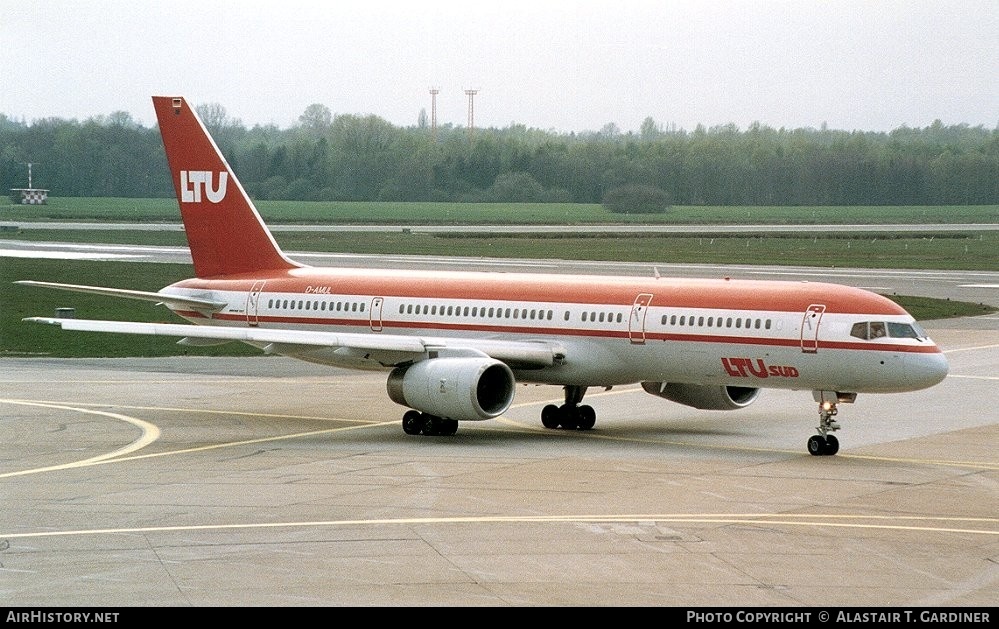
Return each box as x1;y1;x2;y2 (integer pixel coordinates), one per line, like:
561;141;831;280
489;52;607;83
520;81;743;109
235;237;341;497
850;322;873;339
852;321;927;341
887;322;923;339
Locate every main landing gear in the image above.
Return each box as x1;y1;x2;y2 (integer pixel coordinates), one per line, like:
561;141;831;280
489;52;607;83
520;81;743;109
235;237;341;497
402;410;458;437
541;385;596;431
807;399;841;456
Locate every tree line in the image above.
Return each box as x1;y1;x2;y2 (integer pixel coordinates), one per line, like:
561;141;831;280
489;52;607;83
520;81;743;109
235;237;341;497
2;103;997;206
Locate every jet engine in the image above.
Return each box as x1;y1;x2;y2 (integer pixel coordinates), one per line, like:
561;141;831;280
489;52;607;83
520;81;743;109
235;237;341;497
641;382;760;410
387;357;516;421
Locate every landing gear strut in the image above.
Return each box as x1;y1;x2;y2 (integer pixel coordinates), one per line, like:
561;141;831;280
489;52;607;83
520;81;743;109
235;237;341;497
541;385;596;431
402;410;458;437
807;400;841;456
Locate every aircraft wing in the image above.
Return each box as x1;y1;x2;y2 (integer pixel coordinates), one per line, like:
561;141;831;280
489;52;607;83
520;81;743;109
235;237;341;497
14;281;226;313
23;317;564;369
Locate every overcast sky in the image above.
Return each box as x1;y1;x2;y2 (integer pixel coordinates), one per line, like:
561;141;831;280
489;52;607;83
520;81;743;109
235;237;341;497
2;0;996;133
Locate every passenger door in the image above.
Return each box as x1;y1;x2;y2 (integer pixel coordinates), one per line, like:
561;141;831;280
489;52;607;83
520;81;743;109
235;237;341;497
800;304;825;353
246;280;266;327
629;293;654;344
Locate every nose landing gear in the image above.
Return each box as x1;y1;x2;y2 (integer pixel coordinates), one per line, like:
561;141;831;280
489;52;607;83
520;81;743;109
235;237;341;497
807;401;840;456
808;391;855;456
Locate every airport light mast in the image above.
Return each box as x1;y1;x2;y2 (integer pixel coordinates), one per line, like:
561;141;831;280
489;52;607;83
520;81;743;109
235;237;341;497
429;87;439;141
464;89;478;137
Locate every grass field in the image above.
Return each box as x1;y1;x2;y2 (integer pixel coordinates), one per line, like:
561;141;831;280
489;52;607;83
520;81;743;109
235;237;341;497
4;197;998;225
1;257;994;358
1;258;259;358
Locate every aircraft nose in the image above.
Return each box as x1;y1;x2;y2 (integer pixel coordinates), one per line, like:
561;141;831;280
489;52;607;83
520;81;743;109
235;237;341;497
904;351;949;390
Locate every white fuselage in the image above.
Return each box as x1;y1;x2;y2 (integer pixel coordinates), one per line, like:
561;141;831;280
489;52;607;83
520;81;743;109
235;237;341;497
166;271;948;396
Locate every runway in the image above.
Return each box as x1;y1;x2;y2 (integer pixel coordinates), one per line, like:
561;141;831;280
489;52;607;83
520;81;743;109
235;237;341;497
0;318;996;607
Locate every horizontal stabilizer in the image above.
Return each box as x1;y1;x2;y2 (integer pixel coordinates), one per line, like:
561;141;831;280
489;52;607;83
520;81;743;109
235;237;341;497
15;281;226;312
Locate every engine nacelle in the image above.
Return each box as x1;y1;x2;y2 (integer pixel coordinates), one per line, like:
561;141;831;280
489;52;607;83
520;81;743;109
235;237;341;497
641;382;760;410
387;357;516;421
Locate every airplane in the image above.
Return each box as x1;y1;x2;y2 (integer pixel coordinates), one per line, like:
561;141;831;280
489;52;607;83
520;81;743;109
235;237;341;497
18;96;949;455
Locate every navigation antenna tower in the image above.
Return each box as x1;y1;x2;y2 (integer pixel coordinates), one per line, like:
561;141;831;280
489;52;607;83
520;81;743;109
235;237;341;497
464;89;478;137
429;87;440;141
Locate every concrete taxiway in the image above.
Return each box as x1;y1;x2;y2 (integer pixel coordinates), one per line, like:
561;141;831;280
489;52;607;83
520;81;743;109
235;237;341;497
0;318;996;607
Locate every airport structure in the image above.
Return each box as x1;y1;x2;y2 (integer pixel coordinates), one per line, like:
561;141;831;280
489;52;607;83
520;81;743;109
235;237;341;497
9;163;48;205
429;87;439;141
465;88;478;136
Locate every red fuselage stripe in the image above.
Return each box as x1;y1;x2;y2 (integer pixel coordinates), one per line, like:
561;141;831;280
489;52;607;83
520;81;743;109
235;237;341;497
176;311;941;355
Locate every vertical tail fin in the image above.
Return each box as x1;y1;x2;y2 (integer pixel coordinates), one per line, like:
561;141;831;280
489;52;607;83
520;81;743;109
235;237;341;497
152;96;300;278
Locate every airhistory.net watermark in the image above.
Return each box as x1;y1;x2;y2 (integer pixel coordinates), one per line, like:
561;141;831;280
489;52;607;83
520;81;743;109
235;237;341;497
5;611;119;623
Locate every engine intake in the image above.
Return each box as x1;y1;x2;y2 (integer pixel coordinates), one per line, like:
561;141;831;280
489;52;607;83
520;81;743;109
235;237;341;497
641;382;760;410
387;357;516;421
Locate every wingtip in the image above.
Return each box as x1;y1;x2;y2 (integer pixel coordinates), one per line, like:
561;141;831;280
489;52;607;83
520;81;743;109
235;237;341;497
22;317;62;326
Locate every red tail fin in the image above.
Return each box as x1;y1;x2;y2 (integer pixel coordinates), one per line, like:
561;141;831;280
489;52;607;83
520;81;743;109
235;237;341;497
153;96;300;278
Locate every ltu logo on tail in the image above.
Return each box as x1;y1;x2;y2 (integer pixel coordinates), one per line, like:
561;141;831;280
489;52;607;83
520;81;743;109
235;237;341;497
180;171;228;203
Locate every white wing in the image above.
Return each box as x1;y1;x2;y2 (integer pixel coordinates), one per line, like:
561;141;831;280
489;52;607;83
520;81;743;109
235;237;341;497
24;317;564;369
